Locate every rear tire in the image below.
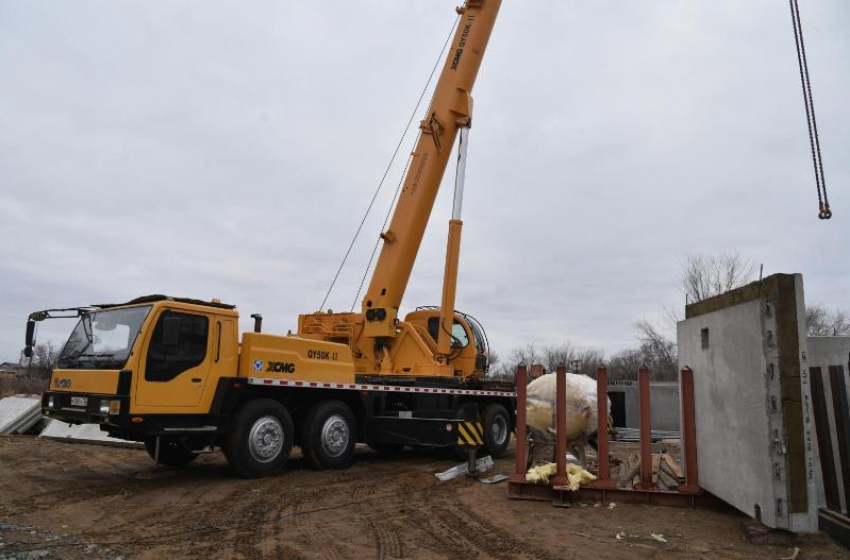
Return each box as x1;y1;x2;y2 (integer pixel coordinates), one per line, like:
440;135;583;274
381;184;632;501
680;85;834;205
482;403;511;458
224;399;294;479
144;437;198;468
301;400;356;470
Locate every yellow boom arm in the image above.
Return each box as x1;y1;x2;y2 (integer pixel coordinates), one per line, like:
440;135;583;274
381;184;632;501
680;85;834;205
361;0;502;339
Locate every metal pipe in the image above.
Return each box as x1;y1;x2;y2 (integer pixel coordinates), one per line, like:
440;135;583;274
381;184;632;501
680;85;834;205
637;367;655;489
510;364;528;482
553;364;569;487
452;126;469;220
594;367;616;489
679;367;701;493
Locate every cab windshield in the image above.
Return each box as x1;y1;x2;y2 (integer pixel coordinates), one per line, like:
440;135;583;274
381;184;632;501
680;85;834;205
58;306;152;370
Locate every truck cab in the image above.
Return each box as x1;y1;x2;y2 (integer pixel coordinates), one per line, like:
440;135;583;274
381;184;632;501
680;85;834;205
41;296;239;423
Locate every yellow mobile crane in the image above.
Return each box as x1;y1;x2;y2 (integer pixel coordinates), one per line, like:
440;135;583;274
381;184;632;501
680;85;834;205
25;0;509;478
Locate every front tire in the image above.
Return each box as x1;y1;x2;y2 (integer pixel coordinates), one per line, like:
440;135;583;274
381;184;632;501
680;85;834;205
144;437;198;468
224;399;294;479
482;403;511;458
301;400;357;470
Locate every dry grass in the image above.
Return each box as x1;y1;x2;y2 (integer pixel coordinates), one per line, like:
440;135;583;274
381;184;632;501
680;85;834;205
0;375;49;398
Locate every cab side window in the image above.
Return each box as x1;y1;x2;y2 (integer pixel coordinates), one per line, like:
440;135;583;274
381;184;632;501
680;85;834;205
145;311;209;382
427;317;469;349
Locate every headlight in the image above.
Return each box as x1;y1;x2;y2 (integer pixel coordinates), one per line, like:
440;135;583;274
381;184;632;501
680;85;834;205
47;396;55;408
99;399;121;415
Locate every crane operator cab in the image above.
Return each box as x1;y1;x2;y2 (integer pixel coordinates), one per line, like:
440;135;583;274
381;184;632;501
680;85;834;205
405;307;491;376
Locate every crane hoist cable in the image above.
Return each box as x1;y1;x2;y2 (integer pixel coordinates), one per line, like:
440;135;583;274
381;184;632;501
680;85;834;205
789;0;832;220
318;13;462;312
350;137;419;313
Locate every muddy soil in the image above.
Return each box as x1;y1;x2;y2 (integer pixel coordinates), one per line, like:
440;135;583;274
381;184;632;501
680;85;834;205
0;436;846;560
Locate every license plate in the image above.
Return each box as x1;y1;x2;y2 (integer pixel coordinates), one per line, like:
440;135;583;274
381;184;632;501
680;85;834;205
70;396;88;407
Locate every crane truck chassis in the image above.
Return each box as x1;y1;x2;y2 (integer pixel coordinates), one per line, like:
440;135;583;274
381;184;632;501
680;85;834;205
24;0;510;478
30;296;515;478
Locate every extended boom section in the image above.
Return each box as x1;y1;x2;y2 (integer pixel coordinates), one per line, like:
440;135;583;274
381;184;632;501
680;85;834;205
300;0;502;379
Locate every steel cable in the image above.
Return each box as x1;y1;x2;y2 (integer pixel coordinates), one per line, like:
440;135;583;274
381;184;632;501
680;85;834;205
319;13;462;311
789;0;832;219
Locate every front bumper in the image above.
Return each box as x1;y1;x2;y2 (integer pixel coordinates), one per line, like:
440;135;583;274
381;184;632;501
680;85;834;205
42;391;128;425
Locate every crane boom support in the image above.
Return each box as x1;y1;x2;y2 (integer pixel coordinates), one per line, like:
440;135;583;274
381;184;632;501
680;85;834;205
362;0;502;319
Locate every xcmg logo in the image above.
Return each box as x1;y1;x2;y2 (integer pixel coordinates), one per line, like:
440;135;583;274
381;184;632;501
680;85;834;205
266;362;296;374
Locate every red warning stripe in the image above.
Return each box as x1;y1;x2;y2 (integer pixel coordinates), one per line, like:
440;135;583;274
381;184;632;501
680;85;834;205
246;377;516;397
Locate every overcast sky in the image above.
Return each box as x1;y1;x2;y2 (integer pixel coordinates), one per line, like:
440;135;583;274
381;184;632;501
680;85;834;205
1;0;847;363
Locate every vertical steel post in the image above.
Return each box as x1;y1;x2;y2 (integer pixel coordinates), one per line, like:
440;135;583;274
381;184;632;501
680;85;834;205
636;367;656;489
679;367;701;493
510;364;528;483
594;367;616;489
553;364;569;487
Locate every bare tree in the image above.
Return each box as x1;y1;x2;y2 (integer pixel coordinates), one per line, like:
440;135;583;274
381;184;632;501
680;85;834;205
23;342;59;379
806;305;850;336
681;253;757;304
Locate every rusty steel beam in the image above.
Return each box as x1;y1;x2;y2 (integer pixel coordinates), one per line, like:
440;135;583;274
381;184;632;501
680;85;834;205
552;364;569;487
635;367;656;490
510;364;528;484
679;366;701;493
593;367;616;489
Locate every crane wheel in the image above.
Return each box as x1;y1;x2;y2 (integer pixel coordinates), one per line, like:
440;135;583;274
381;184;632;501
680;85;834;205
223;398;294;479
301;400;357;470
482;403;511;458
144;437;198;468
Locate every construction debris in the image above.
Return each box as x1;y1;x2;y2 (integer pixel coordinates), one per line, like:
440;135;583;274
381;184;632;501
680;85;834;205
614;427;680;442
650;533;668;543
476;474;508;484
780;547;801;560
435;455;494;481
39;420;143;448
0;395;41;435
617;451;684;490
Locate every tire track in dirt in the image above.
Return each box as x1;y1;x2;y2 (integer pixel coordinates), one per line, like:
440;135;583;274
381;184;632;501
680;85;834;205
290;490;348;560
348;482;404;560
402;483;561;560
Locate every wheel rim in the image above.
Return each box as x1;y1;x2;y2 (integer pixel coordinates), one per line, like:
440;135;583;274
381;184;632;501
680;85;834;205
491;415;509;446
321;414;350;458
248;415;284;463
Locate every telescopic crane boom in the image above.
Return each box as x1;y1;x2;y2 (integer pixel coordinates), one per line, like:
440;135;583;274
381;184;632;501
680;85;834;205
299;0;502;378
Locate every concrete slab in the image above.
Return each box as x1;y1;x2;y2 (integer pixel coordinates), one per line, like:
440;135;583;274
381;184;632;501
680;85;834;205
678;273;822;532
0;395;41;434
39;420;142;448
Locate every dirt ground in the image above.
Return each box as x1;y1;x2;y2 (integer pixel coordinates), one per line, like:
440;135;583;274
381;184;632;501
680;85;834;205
0;436;847;560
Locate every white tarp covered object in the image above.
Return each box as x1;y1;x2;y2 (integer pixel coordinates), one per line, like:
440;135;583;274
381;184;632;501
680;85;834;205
0;395;42;434
526;373;609;440
39;419;142;448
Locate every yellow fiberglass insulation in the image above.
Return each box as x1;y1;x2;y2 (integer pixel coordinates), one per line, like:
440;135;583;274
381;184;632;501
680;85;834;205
525;462;597;490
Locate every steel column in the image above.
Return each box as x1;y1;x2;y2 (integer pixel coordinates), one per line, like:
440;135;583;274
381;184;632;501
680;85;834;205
636;367;656;489
679;367;701;493
594;367;616;489
510;365;528;483
552;364;569;487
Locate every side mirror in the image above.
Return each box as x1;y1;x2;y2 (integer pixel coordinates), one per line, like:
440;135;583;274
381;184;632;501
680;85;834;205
162;316;181;347
24;320;36;358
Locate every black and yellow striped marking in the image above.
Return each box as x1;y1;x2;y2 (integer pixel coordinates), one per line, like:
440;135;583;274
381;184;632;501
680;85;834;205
457;421;484;447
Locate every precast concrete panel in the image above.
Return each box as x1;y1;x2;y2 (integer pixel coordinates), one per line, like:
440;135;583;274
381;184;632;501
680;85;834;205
678;273;822;532
678;300;777;525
